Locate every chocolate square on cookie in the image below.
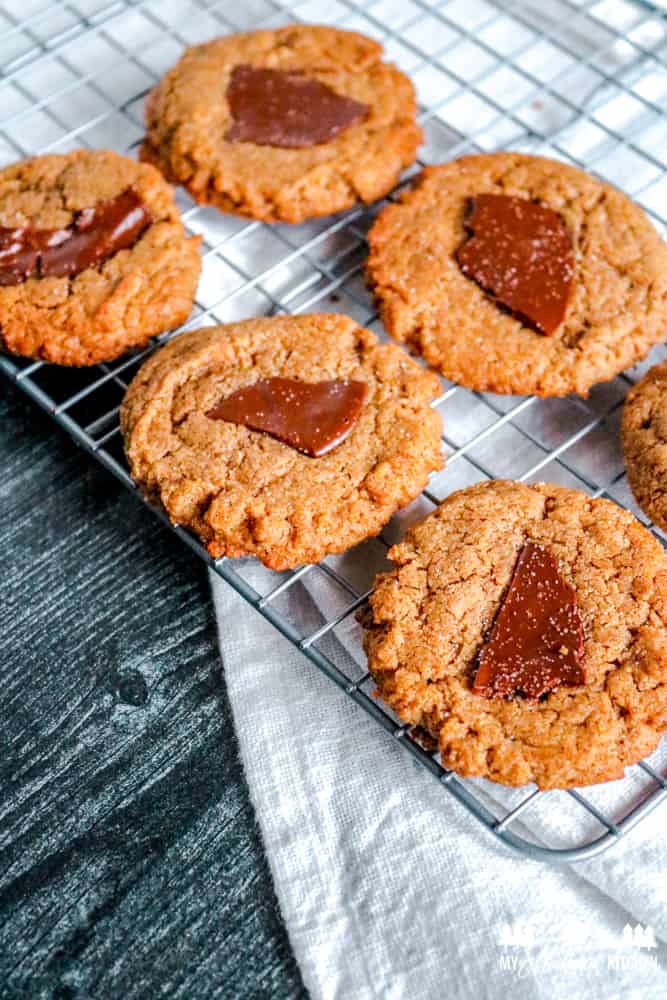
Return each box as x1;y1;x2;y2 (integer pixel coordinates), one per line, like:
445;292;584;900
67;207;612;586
0;150;201;367
363;480;667;788
121;314;444;570
141;25;422;223
366;153;667;397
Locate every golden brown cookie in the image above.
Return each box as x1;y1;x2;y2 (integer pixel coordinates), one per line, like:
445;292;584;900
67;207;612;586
0;149;201;367
366;153;667;397
141;25;422;223
363;480;667;789
623;361;667;532
120;314;443;570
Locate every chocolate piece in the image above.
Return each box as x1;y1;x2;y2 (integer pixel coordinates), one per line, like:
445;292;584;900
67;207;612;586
207;377;367;457
456;193;574;336
407;726;439;753
0;229;41;286
0;189;153;286
225;64;368;148
472;542;585;700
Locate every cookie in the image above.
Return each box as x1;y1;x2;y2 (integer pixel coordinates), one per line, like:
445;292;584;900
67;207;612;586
120;314;443;570
0;149;201;367
366;152;667;397
141;25;422;224
622;361;667;532
363;480;667;788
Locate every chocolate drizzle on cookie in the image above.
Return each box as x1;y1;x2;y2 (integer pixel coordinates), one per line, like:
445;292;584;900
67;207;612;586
206;376;367;457
456;193;574;336
472;542;585;700
0;189;154;286
225;65;368;148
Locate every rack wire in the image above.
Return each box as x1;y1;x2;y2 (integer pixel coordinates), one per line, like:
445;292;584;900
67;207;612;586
3;0;667;862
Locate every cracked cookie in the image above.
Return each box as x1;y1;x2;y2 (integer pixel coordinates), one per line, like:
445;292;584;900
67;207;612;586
363;480;667;788
0;149;201;366
120;314;443;569
623;361;667;532
141;25;422;223
366;152;667;397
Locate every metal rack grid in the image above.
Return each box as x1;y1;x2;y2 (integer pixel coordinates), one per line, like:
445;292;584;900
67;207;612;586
3;0;667;862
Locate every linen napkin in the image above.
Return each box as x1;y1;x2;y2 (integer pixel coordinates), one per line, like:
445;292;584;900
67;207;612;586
212;560;667;999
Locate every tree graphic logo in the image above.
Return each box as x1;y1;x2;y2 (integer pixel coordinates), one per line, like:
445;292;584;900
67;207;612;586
498;920;535;948
621;924;657;950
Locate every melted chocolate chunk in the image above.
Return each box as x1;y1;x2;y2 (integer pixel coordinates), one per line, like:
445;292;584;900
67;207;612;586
472;542;585;700
456;194;574;336
0;189;154;286
206;377;367;457
0;230;41;286
225;64;368;148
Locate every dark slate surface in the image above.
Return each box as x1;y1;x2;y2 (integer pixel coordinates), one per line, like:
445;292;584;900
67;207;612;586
0;380;306;999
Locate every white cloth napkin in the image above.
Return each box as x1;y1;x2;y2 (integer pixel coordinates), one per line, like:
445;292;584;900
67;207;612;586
212;562;667;999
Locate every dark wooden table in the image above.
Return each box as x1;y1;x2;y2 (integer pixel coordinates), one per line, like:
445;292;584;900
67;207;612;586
0;380;305;999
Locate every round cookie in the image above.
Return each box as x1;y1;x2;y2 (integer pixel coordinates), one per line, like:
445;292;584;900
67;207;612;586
141;25;422;224
363;480;667;789
0;149;201;366
120;314;443;570
623;361;667;532
366;152;667;397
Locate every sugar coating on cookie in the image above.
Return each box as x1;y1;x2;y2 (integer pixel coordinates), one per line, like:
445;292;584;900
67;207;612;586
623;361;667;532
141;25;422;223
120;314;444;570
363;480;667;789
366;153;667;397
0;150;201;367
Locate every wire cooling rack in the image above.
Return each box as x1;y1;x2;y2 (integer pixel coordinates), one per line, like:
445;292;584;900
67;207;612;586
3;0;667;863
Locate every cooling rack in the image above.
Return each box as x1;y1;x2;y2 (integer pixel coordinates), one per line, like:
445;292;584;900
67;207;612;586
3;0;667;863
